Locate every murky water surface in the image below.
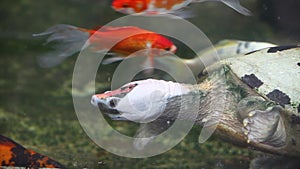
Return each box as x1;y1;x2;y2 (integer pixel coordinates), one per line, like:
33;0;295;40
1;0;299;168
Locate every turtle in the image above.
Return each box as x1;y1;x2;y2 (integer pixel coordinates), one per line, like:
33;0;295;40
91;45;300;157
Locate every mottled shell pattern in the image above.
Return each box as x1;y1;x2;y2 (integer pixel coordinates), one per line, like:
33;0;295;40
224;46;300;115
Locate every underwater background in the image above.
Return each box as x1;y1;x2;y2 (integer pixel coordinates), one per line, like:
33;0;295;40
1;0;300;168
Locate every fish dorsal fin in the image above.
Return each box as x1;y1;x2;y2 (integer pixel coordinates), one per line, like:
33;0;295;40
193;0;252;16
100;26;152;34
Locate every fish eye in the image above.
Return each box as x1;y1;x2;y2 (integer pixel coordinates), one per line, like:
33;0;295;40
122;3;129;8
165;47;171;51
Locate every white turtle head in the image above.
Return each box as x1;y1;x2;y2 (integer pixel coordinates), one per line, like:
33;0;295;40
91;79;190;123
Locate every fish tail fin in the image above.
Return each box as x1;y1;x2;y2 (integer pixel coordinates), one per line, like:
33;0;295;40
169;9;196;18
194;0;252;16
33;24;90;68
218;0;252;16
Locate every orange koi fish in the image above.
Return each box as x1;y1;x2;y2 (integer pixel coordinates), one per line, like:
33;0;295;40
112;0;251;16
34;24;177;68
0;135;66;168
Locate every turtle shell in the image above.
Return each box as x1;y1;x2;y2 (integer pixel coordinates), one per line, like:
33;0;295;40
224;46;300;114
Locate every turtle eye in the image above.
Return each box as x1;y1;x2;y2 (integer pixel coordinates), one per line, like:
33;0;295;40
120;83;137;91
128;83;137;89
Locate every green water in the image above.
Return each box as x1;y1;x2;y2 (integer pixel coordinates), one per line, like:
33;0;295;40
1;0;299;168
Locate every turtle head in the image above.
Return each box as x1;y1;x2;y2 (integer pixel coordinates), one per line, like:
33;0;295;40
91;79;191;123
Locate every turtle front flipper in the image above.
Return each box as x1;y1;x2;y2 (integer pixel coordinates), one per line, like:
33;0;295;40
242;105;286;148
133;117;175;150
